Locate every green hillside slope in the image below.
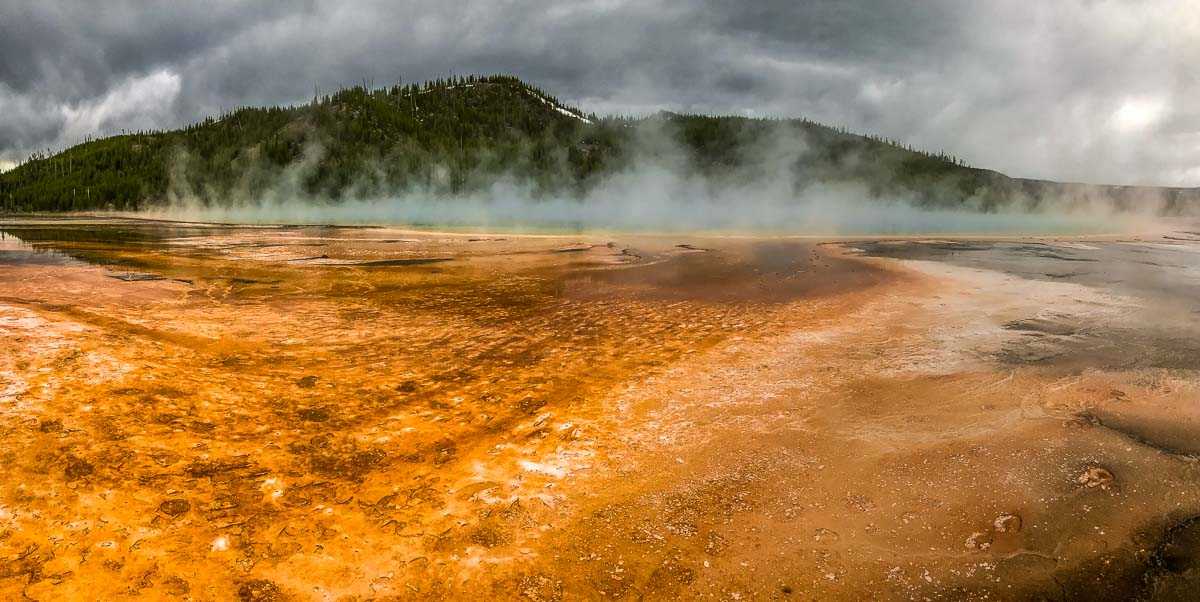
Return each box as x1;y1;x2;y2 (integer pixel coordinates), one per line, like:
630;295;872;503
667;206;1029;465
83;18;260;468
1;74;1196;214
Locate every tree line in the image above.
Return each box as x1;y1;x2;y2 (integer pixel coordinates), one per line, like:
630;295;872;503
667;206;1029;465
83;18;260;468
1;74;1013;213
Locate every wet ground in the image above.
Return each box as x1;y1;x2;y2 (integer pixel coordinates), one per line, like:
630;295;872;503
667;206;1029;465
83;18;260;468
1;216;1199;600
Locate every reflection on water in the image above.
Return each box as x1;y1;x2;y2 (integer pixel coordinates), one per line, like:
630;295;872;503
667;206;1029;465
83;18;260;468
0;230;79;266
0;221;253;268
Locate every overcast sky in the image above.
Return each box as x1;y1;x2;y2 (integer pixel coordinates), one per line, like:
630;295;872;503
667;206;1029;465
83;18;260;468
1;0;1197;185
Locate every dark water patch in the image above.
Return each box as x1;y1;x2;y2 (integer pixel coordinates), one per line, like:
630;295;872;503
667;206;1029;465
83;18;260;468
4;226;155;244
565;240;887;303
287;256;452;267
1050;514;1200;601
239;242;329;250
106;272;167;282
359;257;453;267
1;225;200;269
996;326;1200;372
1031;251;1097;262
1003;317;1080;336
0;221;325;270
1162;235;1200;242
229;277;281;285
994;343;1064;365
71;252;165;272
1078;410;1200;458
1135;260;1189;268
849;240;991;260
951;514;1200;601
0;231;79;265
1143;516;1200;599
1006;243;1098;262
852;239;1200;308
0;249;77;266
927;241;994;251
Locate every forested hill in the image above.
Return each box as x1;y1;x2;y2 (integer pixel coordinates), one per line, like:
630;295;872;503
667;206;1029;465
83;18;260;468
1;74;1197;214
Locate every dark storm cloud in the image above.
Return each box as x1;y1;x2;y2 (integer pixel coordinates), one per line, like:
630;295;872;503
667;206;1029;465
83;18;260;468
1;0;1197;185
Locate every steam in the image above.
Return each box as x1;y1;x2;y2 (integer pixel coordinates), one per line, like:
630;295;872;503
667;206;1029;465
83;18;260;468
142;119;1177;235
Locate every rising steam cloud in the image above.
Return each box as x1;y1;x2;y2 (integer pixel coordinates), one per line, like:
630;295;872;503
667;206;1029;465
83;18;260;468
143;119;1175;235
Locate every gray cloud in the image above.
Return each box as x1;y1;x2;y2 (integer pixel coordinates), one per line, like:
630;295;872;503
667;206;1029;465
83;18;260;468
1;0;1197;185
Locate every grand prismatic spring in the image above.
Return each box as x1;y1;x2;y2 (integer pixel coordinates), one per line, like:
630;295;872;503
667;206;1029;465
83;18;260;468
1;217;1199;599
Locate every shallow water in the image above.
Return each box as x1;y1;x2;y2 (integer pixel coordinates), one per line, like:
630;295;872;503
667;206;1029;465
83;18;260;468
0;230;79;265
134;199;1164;235
2;216;1200;600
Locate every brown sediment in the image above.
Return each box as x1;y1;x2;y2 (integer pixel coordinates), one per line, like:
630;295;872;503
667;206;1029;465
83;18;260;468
0;224;893;599
1;221;1200;600
506;254;1200;600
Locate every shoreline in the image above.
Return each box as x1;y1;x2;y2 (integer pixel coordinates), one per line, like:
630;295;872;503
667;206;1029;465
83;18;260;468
2;211;1192;240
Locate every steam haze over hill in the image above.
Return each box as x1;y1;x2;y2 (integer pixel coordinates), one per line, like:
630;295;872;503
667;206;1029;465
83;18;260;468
0;74;1194;232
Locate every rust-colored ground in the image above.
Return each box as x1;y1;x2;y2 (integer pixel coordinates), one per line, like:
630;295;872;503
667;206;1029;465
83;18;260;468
1;219;1199;600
